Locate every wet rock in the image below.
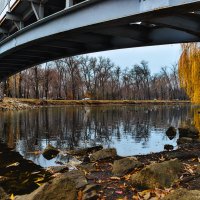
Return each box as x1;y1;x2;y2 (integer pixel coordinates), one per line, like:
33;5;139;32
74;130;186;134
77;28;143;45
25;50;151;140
82;184;100;200
78;163;96;173
42;145;59;160
83;191;98;200
166;127;177;140
177;137;193;145
90;148;117;161
112;157;143;176
164;144;174;151
67;146;103;156
193;139;200;143
47;166;69;174
131;159;183;189
63;170;87;189
163;189;200;200
0;187;9;200
167;151;199;160
82;155;90;163
15;176;77;200
178;126;199;139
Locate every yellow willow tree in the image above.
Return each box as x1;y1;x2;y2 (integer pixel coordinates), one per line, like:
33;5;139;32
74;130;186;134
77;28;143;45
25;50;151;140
179;43;200;103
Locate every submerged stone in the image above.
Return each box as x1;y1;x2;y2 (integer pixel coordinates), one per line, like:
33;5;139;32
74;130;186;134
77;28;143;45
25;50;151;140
164;144;174;151
131;159;183;189
163;189;200;200
42;145;59;160
90;148;117;161
112;157;143;176
166;127;177;140
67;146;103;156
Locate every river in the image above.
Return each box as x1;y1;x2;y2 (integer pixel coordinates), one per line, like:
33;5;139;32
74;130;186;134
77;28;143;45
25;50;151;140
0;104;199;168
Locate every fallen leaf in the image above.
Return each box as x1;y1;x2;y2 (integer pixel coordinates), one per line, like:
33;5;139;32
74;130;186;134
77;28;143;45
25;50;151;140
138;190;151;200
6;162;19;168
124;174;131;180
36;182;42;187
110;177;121;180
132;195;139;200
10;194;15;200
78;190;83;200
115;191;123;195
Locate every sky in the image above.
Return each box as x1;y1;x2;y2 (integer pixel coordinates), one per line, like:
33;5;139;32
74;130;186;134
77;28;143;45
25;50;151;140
87;44;182;74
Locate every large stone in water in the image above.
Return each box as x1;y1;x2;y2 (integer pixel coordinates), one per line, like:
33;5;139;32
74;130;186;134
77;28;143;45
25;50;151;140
112;157;143;176
166;127;177;140
131;159;183;189
67;146;103;156
42;144;59;160
178;126;199;139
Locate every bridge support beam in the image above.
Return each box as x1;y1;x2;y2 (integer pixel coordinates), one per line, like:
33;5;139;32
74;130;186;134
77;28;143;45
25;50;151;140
6;12;24;30
66;0;73;9
0;27;8;34
31;1;44;20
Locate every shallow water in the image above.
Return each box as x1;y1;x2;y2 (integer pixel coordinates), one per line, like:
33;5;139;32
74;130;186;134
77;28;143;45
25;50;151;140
0;104;199;168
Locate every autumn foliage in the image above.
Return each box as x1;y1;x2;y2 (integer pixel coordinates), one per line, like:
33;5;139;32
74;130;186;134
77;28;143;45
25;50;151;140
179;43;200;103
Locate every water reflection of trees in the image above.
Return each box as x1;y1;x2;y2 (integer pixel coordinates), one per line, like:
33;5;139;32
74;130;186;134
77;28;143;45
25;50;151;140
0;105;192;155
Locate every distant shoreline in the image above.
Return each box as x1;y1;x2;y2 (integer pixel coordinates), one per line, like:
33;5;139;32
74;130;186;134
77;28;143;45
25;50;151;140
17;98;191;106
0;98;191;111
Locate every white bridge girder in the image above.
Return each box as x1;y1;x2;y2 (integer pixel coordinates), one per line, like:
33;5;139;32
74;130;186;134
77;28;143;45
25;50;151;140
0;0;200;79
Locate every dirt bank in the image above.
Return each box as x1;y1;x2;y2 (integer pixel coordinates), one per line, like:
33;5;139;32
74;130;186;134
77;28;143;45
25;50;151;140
0;98;191;112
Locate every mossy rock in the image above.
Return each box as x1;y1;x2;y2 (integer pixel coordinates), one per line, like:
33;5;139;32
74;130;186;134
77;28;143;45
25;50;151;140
163;189;200;200
177;137;193;145
63;170;87;189
67;146;103;156
42;145;59;160
90;148;117;161
178;126;199;139
15;177;77;200
0;187;9;200
131;159;183;189
112;157;143;176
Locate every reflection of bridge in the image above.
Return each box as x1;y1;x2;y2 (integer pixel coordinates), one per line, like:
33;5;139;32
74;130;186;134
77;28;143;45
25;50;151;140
0;0;200;79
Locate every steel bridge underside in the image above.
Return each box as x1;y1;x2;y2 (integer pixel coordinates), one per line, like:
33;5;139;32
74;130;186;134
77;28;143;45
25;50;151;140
1;0;200;80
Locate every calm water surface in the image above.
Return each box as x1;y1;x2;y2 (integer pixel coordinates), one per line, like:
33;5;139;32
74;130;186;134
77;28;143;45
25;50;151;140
0;105;198;167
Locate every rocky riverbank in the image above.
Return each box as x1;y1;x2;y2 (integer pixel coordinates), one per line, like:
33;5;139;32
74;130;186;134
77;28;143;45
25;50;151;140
0;98;34;111
0;126;200;200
